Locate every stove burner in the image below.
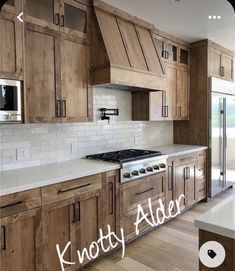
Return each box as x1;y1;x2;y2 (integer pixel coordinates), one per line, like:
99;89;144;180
86;149;162;163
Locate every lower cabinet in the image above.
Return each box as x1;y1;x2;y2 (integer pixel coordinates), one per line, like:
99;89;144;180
42;190;102;271
166;150;207;214
0;208;42;271
119;172;166;241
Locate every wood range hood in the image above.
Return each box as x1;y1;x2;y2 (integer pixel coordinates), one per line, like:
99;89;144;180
91;0;166;91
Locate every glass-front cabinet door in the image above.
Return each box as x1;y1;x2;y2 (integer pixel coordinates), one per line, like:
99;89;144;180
24;0;60;30
179;45;189;66
60;0;88;37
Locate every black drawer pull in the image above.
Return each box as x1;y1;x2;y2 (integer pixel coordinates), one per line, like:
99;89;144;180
109;182;114;215
72;202;80;223
0;226;6;250
58;183;91;194
135;187;154;196
0;201;23;209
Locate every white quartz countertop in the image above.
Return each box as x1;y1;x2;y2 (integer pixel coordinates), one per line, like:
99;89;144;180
151;144;208;157
0;144;207;196
195;195;235;239
0;159;120;196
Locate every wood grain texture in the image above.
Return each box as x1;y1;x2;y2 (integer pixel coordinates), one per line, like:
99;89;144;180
87;188;235;271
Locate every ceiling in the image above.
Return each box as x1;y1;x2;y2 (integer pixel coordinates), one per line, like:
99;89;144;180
103;0;235;51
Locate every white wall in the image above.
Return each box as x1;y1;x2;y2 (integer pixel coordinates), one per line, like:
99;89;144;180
0;87;173;172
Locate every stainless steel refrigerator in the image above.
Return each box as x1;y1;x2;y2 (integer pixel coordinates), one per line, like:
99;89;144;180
210;77;235;197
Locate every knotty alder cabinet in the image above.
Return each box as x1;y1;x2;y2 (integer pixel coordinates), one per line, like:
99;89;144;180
132;64;189;121
24;0;92;123
165;150;207;214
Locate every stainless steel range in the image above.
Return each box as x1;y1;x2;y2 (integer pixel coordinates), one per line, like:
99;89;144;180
86;149;168;183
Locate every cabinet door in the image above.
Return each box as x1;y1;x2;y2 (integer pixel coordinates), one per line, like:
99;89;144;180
174;165;186;211
166;64;177;120
42;198;76;271
102;171;119;236
149;91;165;120
196;158;207;201
221;53;233;81
179;45;189;66
60;33;92;122
24;0;60;30
75;190;102;269
60;0;88;37
185;164;196;207
208;47;221;78
25;23;61;123
0;11;23;80
0;208;42;271
164;40;178;63
176;67;189;120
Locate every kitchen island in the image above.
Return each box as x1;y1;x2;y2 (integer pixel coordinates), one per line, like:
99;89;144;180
195;194;235;271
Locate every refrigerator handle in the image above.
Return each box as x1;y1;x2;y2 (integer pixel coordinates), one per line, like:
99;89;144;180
223;98;227;188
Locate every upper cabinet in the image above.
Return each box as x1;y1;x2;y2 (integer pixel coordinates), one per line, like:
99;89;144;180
24;0;92;123
1;0;22;14
0;11;23;80
208;45;234;81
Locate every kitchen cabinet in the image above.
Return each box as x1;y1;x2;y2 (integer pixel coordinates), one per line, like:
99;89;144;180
25;23;60;123
0;189;42;271
179;45;189;66
102;170;119;237
208;46;234;81
176;66;189;120
120;172;166;240
41;174;102;270
132;64;188;121
196;151;207;201
0;11;23;80
23;0;92;123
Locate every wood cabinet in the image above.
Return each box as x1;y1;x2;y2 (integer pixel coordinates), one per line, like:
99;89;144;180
102;170;119;236
120;172;166;240
176;66;189;120
0;189;42;271
196;150;207;201
24;0;92;123
208;46;234;81
0;11;23;80
132;64;189;121
41;174;102;270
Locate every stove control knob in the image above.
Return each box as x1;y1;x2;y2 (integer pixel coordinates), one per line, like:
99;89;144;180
139;168;146;174
147;167;153;172
123;172;131;178
153;165;160;170
159;163;166;169
132;170;139;176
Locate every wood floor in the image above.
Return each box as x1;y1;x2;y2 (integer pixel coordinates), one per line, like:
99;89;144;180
85;187;235;271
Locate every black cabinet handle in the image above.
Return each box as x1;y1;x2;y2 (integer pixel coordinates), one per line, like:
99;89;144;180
56;100;61;118
168;165;173;190
109;182;114;215
73;202;80;223
135;187;154;196
58;183;91;194
220;66;225;77
161;106;165;117
55;13;60;25
61;100;66;118
61;15;65;27
178;106;182;117
0;201;23;209
166;105;169;118
0;226;6;250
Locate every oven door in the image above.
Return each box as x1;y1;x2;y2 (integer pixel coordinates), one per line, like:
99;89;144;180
0;79;22;122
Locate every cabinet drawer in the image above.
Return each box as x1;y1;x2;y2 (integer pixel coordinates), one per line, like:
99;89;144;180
175;153;196;166
121;173;165;212
0;189;41;218
121;198;165;241
41;174;102;204
197;150;207;160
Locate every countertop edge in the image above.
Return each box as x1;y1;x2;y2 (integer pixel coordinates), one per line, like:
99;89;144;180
166;146;208;157
0;165;120;196
194;220;235;240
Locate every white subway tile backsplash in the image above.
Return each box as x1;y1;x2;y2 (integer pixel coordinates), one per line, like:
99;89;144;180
0;87;173;171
